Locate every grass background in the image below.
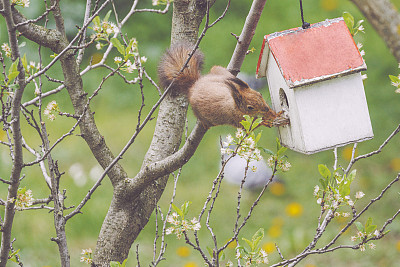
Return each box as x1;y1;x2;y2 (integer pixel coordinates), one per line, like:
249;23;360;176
0;0;400;266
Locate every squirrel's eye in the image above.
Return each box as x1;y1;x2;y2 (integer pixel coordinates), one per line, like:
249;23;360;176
247;105;254;111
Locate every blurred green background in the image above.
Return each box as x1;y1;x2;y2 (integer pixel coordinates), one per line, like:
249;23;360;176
1;0;400;266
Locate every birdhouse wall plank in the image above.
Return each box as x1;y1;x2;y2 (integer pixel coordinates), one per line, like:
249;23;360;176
294;73;373;153
266;51;305;151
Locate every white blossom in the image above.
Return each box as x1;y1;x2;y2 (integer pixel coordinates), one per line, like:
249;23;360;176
140;56;147;63
347;199;354;207
374;230;380;237
313;185;320;196
165;227;173;235
114;57;122;64
15;188;34;210
1;43;11;57
12;0;30;8
281;161;291;172
355;191;365;199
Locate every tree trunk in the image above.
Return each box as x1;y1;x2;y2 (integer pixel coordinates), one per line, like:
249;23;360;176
92;1;209;265
351;0;400;62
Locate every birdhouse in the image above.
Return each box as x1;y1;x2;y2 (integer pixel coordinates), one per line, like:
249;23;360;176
256;17;374;154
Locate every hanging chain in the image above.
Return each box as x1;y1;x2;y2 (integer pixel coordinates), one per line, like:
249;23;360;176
299;0;310;29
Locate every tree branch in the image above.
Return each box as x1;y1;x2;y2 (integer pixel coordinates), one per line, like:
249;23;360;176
127;121;208;195
226;0;267;75
0;0;27;264
351;0;400;62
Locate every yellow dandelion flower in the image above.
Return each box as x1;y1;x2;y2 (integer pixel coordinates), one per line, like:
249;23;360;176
184;262;198;267
91;53;103;64
268;225;282;238
272;217;284;226
305;264;317;267
176;246;191;257
396;240;400;252
225;239;237;249
342;145;358;161
285;202;303;217
390;158;400;171
269;182;285;196
320;0;338;11
0;129;6;142
262;241;276;254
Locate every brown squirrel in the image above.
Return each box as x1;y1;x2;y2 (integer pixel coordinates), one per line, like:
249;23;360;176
158;42;288;128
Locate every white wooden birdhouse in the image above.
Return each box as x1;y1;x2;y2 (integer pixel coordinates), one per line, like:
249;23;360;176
256;17;373;154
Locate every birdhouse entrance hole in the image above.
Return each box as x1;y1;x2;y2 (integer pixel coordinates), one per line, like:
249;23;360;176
279;88;289;111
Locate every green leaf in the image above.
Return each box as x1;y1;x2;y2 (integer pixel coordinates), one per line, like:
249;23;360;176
276;137;281;150
347;169;357;183
219;251;225;261
242;237;254;251
339;182;350;198
7;71;19;84
243;115;251;122
366;225;377;234
343;12;355;30
262;148;275;156
21;54;27;73
383;230;390;235
17;187;26;194
318;164;331;179
255;132;262;143
319;178;327;189
111;38;125;56
253;117;263;129
389;75;400;84
355;221;365;233
206;246;213;257
252;228;264;242
181;201;192;217
277;146;287;156
104;10;112;22
171;203;183;218
365;217;372;228
9;57;19;72
110;261;119;267
93;16;101;27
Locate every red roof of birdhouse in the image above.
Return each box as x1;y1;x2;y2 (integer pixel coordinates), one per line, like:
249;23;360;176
256;17;367;88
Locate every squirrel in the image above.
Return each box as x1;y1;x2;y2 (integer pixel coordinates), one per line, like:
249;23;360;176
158;42;288;129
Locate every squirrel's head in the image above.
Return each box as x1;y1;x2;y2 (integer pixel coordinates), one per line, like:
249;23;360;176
225;77;278;125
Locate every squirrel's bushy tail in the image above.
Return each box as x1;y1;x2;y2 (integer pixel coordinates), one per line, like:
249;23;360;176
158;42;204;94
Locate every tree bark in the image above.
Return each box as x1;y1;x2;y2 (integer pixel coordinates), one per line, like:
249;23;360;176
351;0;400;62
92;1;209;265
227;0;267;75
0;0;26;265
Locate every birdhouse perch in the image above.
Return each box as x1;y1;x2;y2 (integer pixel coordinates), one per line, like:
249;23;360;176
256;17;374;154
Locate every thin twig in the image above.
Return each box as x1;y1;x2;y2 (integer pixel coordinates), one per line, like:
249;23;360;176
345;123;400;174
